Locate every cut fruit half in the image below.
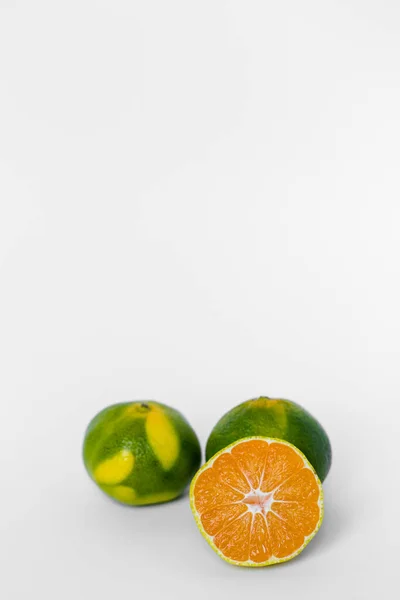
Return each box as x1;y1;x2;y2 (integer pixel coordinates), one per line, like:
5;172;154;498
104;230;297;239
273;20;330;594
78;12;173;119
190;437;324;567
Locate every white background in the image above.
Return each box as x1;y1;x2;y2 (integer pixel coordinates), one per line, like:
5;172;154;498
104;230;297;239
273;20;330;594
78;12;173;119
0;1;398;598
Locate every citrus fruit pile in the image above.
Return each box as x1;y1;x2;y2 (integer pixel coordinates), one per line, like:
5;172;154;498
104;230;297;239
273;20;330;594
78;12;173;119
83;396;331;567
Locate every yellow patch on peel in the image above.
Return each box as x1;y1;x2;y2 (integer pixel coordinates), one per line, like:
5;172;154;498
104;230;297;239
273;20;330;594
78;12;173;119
108;485;137;505
270;400;288;431
253;398;288;432
94;449;134;485
134;489;179;505
145;409;180;470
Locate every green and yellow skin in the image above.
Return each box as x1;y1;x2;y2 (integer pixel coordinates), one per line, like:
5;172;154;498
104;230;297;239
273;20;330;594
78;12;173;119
206;397;331;482
83;401;201;505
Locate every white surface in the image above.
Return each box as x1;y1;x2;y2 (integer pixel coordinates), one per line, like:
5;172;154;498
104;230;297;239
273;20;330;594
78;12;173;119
0;1;398;598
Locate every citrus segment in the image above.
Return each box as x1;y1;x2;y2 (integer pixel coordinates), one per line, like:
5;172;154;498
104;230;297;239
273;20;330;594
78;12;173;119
190;437;323;567
213;512;253;562
267;511;305;558
211;452;251;494
260;442;303;491
249;513;271;562
272;501;320;536
231;439;269;489
193;468;244;513
201;503;248;536
274;468;320;502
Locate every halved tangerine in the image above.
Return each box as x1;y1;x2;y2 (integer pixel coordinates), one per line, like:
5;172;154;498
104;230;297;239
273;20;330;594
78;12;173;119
190;437;323;566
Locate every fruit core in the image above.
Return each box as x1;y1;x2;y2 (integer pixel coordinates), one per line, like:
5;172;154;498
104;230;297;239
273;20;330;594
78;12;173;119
243;489;274;514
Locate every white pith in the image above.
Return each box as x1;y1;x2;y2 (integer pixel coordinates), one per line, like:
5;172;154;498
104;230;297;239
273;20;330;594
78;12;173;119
243;489;274;514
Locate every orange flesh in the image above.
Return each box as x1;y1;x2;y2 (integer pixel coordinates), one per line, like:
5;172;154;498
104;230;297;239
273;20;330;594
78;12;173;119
193;439;322;564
